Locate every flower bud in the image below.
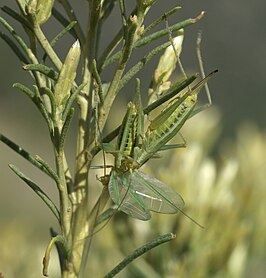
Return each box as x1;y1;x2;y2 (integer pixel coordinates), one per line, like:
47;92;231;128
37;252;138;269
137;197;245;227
15;0;28;14
153;29;184;86
136;0;157;9
148;29;184;104
54;40;81;114
27;0;54;25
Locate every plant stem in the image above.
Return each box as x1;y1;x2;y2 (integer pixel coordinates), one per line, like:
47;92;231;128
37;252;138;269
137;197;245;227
33;22;62;70
69;0;103;274
56;149;71;237
98;15;138;131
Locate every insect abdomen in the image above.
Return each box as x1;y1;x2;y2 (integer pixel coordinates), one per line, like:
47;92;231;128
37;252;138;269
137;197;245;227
136;95;196;166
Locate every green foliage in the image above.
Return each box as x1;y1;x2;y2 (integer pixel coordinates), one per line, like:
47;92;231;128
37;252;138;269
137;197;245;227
0;1;218;277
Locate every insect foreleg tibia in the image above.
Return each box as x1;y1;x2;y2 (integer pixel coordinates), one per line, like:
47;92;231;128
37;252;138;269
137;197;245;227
94;206;117;227
159;130;187;152
158;143;186;151
91;165;113;170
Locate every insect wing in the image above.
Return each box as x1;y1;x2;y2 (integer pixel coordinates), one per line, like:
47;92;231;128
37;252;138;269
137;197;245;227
130;171;185;214
108;171;151;221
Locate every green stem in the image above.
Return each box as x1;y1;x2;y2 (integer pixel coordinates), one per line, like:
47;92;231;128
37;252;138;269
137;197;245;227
69;1;103;275
53;114;72;238
98;15;138;131
33;22;62;70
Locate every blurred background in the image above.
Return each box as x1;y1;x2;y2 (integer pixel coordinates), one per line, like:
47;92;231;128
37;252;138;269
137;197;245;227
0;0;266;277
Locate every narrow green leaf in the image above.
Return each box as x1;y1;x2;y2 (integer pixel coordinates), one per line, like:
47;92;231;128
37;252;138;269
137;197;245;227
118;41;171;91
32;86;54;134
59;108;75;152
1;6;32;30
104;233;176;278
52;21;77;47
0;16;30;59
43;21;78;62
0;32;29;64
0;133;52;177
143;6;181;35
23;64;59;80
35;155;59;184
40;87;56;122
62;83;86;122
52;7;78;40
13;83;35;98
9;164;60;222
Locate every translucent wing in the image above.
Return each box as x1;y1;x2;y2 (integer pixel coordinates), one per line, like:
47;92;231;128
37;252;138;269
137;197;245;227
108;170;185;220
108;170;151;221
116;183;151;221
128;171;185;214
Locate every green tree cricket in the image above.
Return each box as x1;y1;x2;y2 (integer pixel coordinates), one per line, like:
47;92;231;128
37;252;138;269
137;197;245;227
105;71;217;225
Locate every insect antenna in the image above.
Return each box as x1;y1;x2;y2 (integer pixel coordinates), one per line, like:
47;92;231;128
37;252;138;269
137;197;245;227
164;15;188;81
177;207;204;229
196;31;212;106
88;114;111;233
163;14;194;148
